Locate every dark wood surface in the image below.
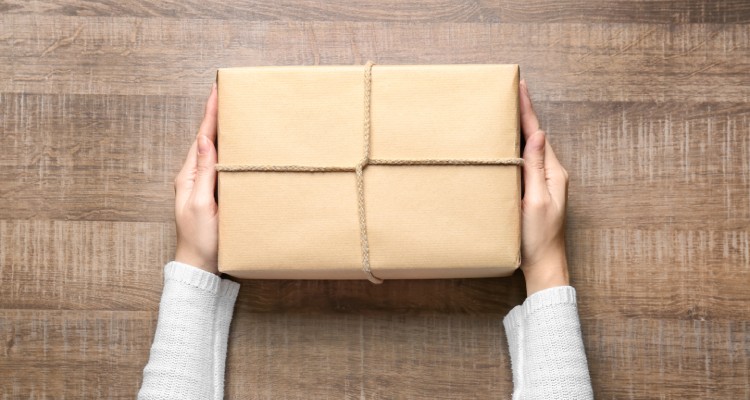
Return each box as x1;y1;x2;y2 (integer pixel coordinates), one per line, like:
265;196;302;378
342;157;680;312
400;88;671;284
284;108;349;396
2;1;749;398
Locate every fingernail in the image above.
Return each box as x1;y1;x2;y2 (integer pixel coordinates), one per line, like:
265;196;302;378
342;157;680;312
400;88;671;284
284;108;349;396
211;82;217;94
198;135;209;155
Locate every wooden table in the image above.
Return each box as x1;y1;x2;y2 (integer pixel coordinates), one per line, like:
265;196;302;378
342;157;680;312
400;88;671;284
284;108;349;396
1;1;749;398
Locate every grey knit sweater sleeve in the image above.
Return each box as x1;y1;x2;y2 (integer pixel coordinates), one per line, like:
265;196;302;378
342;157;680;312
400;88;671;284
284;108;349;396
139;265;590;398
503;286;593;399
138;262;240;400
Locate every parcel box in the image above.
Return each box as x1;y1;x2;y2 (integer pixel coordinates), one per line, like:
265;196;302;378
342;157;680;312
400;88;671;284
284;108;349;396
216;62;521;283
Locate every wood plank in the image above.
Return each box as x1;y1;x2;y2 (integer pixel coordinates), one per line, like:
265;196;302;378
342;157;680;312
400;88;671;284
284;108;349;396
547;100;750;229
583;318;750;399
571;228;750;321
491;0;750;24
226;313;513;399
2;0;748;24
1;16;749;101
1;310;154;398
0;92;200;222
0;220;169;310
0;0;498;22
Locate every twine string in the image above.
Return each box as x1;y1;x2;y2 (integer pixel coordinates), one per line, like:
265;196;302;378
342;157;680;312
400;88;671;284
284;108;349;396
216;61;524;284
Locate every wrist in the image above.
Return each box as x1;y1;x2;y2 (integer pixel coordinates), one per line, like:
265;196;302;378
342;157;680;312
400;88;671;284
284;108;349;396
522;257;570;296
174;249;219;275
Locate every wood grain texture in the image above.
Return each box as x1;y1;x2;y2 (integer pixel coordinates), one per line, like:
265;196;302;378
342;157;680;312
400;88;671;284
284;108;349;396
2;16;750;101
225;313;513;399
0;93;199;221
2;0;749;23
1;0;749;398
1;310;154;398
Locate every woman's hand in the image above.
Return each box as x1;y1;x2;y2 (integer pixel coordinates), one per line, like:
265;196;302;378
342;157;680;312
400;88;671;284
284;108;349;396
519;80;571;296
173;84;220;274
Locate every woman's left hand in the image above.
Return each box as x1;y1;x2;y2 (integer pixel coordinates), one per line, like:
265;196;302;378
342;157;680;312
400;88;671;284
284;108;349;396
173;84;220;274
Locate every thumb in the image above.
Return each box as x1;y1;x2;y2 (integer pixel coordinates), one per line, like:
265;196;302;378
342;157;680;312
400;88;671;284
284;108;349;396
523;130;547;200
194;134;217;206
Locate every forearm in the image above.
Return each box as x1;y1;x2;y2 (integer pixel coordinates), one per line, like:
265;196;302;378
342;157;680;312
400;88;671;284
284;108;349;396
503;286;593;400
139;262;240;400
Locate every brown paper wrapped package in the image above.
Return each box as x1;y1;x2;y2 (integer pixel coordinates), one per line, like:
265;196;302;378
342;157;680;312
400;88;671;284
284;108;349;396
216;63;521;282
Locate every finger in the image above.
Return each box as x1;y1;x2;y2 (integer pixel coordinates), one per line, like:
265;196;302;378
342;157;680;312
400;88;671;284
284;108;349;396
541;137;564;179
544;140;569;206
178;139;198;177
197;83;218;143
544;137;561;169
519;80;541;141
192;134;218;210
175;139;198;206
522;130;548;202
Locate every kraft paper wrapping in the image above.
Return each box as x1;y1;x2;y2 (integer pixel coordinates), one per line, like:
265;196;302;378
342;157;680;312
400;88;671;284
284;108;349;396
216;63;521;281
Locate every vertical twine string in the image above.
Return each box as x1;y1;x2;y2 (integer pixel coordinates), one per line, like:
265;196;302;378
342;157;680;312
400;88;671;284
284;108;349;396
357;61;382;283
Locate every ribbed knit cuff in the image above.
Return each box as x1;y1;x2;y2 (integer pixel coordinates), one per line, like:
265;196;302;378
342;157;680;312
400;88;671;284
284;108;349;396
165;261;233;295
503;286;577;330
218;277;241;301
521;285;577;317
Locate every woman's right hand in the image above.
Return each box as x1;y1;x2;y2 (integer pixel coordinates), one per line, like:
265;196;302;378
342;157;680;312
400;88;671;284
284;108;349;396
519;80;571;296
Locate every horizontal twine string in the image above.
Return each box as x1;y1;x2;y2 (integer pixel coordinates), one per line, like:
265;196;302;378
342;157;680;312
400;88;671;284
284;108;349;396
215;60;523;284
215;158;523;172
